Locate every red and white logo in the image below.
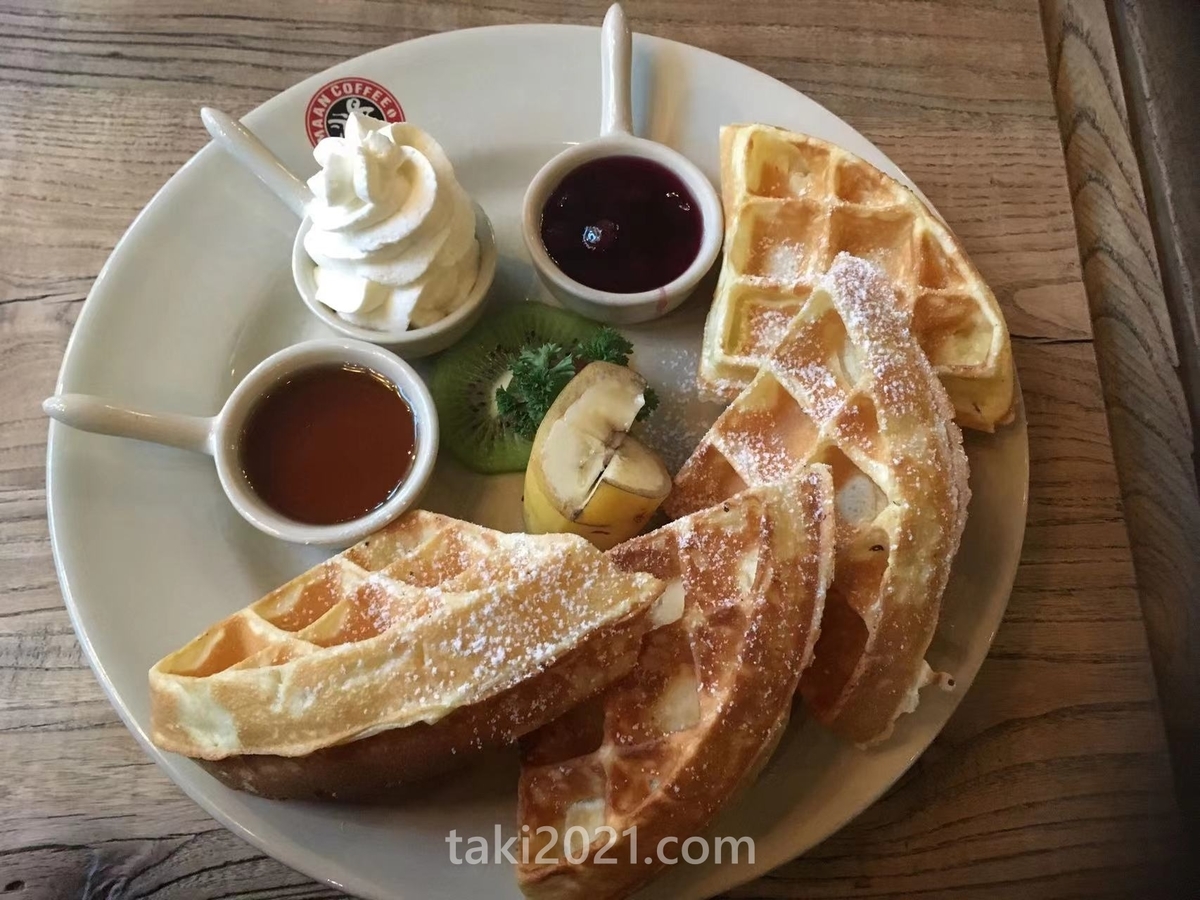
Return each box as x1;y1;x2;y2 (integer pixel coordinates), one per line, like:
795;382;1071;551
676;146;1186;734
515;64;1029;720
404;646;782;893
304;78;405;145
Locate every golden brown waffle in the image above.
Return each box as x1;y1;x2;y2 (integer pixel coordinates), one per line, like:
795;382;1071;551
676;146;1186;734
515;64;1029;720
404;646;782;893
516;472;835;900
700;123;1014;432
149;511;664;800
672;253;970;745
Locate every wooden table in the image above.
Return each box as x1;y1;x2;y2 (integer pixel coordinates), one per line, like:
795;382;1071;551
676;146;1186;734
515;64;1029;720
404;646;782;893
0;0;1192;897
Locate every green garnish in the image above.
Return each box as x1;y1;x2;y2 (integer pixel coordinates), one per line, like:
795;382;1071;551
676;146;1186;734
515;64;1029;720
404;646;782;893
495;327;660;440
576;327;634;366
495;343;575;439
637;387;660;422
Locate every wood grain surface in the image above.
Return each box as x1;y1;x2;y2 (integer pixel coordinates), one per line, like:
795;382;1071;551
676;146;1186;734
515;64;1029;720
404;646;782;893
1108;0;1200;457
1042;0;1200;821
0;1;1190;898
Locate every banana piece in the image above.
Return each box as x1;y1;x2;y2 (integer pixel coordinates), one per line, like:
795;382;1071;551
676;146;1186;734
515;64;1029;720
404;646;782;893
524;362;671;550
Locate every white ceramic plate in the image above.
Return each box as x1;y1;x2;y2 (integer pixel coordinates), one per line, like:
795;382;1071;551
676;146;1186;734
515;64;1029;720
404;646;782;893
48;22;1028;900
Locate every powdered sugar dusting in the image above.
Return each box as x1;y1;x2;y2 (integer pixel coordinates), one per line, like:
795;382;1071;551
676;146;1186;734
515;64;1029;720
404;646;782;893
671;249;972;743
519;478;831;861
631;343;726;475
151;512;664;759
752;236;807;285
700;123;1011;431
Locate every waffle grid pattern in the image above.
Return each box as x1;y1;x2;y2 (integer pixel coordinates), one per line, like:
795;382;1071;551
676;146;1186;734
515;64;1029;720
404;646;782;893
517;474;834;900
699;124;1013;431
676;254;970;744
150;512;663;760
162;516;498;679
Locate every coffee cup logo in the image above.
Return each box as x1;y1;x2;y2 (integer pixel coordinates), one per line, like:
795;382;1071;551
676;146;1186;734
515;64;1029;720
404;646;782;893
305;78;405;145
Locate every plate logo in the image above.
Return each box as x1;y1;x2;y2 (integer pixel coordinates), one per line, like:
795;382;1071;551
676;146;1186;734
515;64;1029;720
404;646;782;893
305;77;405;145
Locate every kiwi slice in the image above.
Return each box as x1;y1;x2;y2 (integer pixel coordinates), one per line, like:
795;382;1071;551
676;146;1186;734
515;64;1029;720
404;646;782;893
431;303;602;473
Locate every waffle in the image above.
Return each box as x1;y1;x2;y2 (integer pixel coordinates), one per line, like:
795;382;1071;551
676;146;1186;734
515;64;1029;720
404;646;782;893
671;254;970;744
149;511;665;800
517;472;835;900
699;123;1014;432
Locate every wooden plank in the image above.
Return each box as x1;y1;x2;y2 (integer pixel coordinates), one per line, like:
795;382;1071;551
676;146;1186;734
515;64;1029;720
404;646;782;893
1107;0;1200;453
1041;0;1200;821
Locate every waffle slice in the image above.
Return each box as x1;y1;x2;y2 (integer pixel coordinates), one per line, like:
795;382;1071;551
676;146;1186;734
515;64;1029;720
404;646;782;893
672;253;970;744
517;471;835;900
149;511;664;800
700;123;1014;432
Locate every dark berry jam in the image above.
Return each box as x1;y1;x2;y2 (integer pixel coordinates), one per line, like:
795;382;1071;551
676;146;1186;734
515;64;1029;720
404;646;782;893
539;156;703;293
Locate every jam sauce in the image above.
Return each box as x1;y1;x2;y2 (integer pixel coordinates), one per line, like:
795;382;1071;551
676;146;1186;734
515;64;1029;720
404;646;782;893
240;364;415;525
539;155;702;293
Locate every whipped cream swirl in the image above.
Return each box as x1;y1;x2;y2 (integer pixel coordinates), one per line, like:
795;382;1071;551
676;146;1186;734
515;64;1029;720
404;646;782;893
304;112;480;331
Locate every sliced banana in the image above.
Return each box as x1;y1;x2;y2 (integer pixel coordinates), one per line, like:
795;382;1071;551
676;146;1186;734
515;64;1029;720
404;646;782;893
524;362;671;550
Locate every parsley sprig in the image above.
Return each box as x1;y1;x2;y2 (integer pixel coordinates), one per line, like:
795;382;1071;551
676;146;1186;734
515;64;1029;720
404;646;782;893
495;327;660;440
